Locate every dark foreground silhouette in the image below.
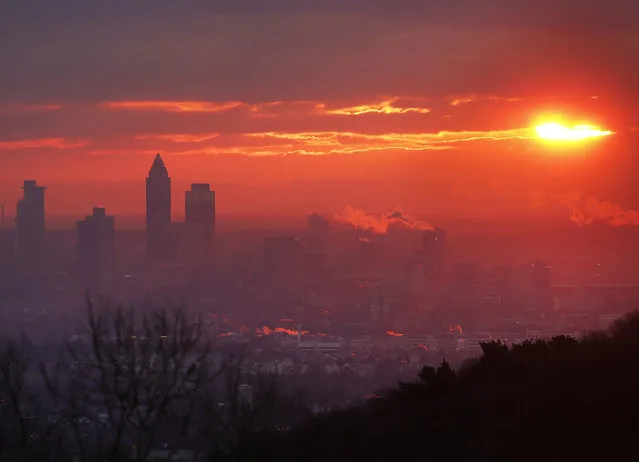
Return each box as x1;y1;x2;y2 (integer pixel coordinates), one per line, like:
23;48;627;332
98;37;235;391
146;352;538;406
3;309;639;461
232;312;639;462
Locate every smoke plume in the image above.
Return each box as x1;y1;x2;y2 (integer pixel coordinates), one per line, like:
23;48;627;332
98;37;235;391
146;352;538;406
334;205;433;233
557;192;639;226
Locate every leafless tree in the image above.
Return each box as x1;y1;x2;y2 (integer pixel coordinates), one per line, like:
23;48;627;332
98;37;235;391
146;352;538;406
0;298;292;461
43;300;211;462
0;339;70;461
188;354;284;462
0;341;32;461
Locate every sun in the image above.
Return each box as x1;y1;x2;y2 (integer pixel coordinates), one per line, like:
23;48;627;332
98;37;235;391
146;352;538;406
535;122;613;141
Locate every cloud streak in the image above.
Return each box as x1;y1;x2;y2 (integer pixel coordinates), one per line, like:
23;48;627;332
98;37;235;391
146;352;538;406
91;126;537;158
449;94;523;106
245;128;534;152
320;98;431;116
103;101;245;113
0;138;87;150
88;149;159;156
0;104;62;113
135;133;220;143
102;98;434;118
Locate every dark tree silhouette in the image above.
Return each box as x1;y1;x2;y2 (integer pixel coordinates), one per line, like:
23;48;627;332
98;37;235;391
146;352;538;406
232;310;639;462
8;307;639;461
0;341;33;461
0;301;297;462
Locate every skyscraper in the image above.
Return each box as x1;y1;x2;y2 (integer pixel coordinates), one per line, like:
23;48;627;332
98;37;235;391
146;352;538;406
146;153;172;263
15;180;46;275
185;183;216;268
77;207;115;295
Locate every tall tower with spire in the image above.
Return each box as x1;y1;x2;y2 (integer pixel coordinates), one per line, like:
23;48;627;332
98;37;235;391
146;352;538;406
146;154;172;263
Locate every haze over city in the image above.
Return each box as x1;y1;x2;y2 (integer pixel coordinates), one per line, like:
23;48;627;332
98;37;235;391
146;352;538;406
2;1;639;461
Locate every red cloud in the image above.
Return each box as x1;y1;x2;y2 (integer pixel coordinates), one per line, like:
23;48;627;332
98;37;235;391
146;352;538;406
449;94;523;106
101;98;434;118
0;104;62;112
135;133;220;143
245;128;533;153
108;126;536;158
103;101;245;113
88;149;158;156
21;104;62;110
0;138;87;150
319;98;431;116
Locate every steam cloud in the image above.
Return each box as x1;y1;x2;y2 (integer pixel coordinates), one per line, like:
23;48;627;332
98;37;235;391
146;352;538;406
333;205;434;234
557;193;639;226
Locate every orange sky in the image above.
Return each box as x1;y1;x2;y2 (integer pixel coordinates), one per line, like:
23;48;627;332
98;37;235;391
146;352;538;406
0;95;634;220
1;1;639;224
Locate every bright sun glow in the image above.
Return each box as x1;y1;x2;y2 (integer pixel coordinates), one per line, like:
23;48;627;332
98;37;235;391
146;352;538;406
535;123;613;141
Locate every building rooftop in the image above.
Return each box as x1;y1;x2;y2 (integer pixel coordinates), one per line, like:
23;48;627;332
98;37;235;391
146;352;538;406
190;183;211;192
149;153;169;176
21;180;46;189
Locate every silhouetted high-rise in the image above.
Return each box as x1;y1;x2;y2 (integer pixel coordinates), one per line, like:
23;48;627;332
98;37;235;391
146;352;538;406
185;183;216;268
15;180;46;275
77;207;115;295
146;153;172;263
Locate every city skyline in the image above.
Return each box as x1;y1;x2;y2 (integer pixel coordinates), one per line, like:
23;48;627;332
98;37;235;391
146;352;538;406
2;3;639;459
2;165;638;233
2;2;639;222
5;154;222;226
